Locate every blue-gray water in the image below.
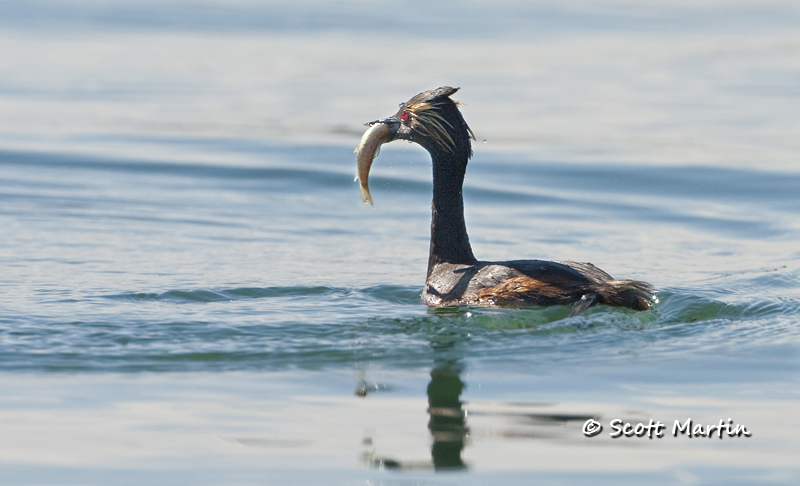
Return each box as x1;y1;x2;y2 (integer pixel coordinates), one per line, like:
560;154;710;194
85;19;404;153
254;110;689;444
3;146;799;372
1;1;799;485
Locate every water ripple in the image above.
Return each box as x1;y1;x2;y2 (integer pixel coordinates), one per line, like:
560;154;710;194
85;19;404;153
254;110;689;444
103;286;344;303
2;145;799;373
2;278;796;372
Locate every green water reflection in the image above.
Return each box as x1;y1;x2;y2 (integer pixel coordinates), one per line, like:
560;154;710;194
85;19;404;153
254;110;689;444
427;364;468;470
362;361;469;470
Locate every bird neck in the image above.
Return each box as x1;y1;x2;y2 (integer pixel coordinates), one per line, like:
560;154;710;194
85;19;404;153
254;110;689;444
427;149;477;278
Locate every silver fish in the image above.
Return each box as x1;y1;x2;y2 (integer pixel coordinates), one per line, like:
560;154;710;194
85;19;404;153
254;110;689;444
354;122;393;206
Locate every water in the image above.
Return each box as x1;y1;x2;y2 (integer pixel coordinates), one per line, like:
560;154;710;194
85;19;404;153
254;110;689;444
1;1;800;484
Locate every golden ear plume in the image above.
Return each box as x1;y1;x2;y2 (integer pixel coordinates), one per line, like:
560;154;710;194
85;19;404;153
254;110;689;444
403;100;459;153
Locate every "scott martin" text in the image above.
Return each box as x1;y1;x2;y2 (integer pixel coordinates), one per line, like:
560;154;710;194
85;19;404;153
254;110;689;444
581;418;752;438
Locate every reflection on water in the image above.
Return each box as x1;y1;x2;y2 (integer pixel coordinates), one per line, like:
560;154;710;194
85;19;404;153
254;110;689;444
362;360;470;471
427;365;468;470
0;370;798;485
360;359;602;472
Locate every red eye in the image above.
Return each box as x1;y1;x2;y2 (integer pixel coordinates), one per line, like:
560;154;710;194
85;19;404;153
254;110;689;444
401;110;409;121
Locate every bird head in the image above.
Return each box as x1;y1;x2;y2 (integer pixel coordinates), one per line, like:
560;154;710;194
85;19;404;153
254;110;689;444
355;87;475;204
369;86;474;158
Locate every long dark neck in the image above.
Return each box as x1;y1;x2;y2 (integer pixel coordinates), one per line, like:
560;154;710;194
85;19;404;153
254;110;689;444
427;149;477;278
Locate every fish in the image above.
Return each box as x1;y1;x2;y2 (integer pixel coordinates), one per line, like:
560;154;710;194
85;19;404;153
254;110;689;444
354;122;393;206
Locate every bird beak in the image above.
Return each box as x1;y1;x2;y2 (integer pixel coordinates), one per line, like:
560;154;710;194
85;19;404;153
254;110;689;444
365;117;400;128
355;118;399;206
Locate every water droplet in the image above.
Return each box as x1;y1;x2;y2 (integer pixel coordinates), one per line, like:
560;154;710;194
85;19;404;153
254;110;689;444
482;139;487;144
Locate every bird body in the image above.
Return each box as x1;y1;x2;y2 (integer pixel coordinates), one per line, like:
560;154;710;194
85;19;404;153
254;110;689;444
355;86;653;314
423;260;652;311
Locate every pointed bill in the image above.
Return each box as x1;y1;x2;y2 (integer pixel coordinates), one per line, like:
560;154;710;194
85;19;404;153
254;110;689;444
354;122;393;206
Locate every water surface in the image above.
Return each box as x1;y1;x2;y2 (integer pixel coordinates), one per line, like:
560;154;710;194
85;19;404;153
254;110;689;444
1;1;799;484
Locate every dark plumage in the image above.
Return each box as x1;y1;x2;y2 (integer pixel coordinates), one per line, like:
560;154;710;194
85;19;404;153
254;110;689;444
356;87;654;315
